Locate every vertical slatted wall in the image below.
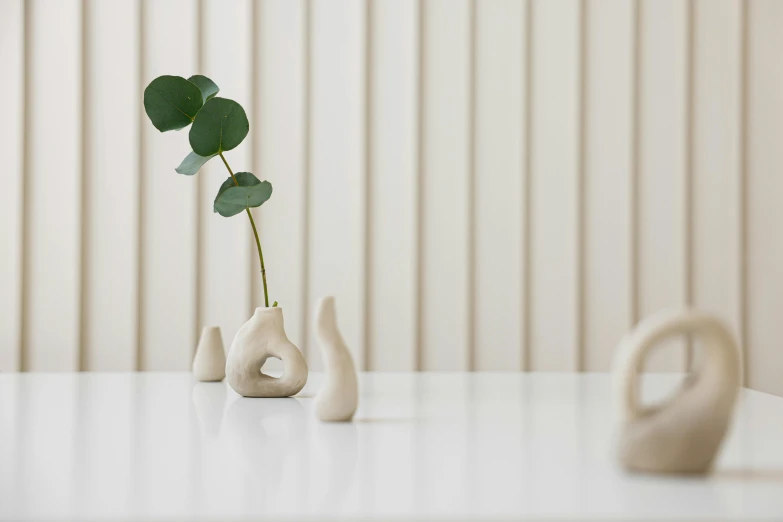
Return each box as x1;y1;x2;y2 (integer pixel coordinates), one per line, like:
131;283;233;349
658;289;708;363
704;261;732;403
1;0;782;396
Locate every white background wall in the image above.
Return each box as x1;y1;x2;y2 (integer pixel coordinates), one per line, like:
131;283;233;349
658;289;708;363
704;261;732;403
1;0;781;396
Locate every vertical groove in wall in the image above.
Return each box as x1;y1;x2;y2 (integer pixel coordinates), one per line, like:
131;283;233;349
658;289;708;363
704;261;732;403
629;0;641;330
575;0;587;372
301;0;313;359
683;0;695;372
738;0;749;386
249;0;259;320
7;0;26;373
250;0;266;322
78;0;89;372
362;0;372;372
362;0;373;371
256;0;264;318
414;0;425;372
521;0;533;371
19;0;31;372
467;0;477;372
194;0;204;351
77;0;86;372
135;0;146;371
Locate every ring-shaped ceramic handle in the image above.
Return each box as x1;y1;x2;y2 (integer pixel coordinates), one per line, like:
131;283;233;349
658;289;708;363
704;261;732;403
613;309;738;421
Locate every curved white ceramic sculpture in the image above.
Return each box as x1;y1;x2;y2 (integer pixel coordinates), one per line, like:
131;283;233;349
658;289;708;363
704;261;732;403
313;297;358;422
613;308;741;474
192;326;226;382
226;307;308;398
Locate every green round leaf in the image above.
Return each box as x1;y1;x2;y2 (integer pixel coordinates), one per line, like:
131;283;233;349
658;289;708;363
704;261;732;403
214;172;273;217
143;75;203;132
188;75;219;104
175;150;216;175
189;97;249;156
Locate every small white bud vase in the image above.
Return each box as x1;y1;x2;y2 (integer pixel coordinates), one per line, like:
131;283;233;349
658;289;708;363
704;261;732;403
192;326;227;382
613;308;741;474
226;307;308;397
314;297;358;422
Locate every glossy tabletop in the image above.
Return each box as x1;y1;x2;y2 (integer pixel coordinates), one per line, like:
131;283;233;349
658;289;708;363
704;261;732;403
1;372;783;521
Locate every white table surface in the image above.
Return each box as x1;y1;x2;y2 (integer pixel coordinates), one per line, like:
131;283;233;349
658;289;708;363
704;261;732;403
1;372;783;522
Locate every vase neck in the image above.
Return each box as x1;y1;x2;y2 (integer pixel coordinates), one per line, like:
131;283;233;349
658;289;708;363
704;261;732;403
251;307;285;332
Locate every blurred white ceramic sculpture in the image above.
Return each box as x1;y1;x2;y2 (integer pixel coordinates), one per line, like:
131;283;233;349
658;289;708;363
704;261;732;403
226;307;308;397
193;327;226;382
313;297;358;422
613;308;741;474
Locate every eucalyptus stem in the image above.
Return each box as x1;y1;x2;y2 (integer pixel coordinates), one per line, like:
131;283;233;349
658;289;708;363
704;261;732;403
219;152;270;307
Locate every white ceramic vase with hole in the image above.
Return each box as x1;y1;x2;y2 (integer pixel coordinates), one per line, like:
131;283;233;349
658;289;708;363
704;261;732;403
192;327;227;382
313;296;358;422
225;307;308;397
613;308;741;474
